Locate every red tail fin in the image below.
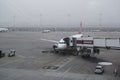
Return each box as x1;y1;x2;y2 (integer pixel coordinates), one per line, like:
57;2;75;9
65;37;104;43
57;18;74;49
78;22;82;34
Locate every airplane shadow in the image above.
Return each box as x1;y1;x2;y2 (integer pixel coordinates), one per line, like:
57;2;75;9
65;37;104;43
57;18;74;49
43;49;108;64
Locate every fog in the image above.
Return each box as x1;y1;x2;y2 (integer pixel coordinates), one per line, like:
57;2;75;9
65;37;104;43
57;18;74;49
0;0;120;27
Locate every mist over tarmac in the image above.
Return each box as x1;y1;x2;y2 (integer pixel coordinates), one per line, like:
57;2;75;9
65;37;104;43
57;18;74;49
0;0;120;27
0;32;120;80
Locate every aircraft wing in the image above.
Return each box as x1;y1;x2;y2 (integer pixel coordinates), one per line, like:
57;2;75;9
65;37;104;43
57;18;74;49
40;39;58;43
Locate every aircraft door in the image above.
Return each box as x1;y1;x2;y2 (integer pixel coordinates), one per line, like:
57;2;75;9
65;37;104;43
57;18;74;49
63;37;70;47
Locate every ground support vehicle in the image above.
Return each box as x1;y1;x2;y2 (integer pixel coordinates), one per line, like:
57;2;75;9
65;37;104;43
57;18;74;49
8;49;16;57
0;50;5;58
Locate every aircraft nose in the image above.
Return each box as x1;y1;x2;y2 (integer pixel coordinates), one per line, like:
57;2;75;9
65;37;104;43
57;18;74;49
53;44;57;49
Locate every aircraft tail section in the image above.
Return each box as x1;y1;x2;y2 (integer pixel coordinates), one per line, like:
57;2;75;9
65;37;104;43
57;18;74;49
78;22;82;34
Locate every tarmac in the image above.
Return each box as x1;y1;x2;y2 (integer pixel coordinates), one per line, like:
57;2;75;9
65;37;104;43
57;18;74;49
0;31;120;80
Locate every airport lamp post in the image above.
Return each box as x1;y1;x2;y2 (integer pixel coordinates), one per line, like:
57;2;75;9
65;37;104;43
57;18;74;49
13;15;16;27
40;14;42;27
98;13;103;27
67;14;71;27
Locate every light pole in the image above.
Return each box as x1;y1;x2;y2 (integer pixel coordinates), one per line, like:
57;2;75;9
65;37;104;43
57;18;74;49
98;13;103;27
67;14;71;27
40;14;42;27
13;15;16;27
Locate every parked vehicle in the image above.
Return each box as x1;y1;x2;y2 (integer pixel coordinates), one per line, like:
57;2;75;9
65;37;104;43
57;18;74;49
8;49;15;57
95;65;104;74
0;50;5;58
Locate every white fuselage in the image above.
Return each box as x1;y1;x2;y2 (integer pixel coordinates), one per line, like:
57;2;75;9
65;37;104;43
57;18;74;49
0;28;8;32
54;39;67;50
54;34;83;50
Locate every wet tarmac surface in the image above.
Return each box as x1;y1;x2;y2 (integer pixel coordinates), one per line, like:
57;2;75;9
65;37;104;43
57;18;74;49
0;32;120;80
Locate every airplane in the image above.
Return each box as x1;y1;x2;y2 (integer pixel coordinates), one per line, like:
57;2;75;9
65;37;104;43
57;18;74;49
0;28;8;32
42;30;51;33
41;22;83;52
41;22;120;58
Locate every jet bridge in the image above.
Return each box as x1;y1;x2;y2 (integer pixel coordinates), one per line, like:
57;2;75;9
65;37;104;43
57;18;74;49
71;37;120;57
76;37;120;48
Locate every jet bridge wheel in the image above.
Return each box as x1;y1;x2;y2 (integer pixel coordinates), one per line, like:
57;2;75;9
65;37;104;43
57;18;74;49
81;55;90;58
73;51;79;56
81;49;91;58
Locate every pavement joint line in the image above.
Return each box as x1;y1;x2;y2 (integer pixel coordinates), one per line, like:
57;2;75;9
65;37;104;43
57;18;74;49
57;57;75;71
0;59;21;67
63;67;71;73
17;54;26;58
0;67;119;80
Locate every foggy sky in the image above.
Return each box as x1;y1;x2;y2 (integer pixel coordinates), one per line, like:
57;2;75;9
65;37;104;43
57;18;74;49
0;0;120;27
